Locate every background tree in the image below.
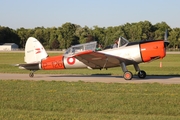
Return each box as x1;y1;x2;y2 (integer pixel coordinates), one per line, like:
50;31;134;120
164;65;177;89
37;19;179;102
74;25;92;44
154;22;170;40
168;28;180;49
48;27;58;49
92;26;106;45
33;27;47;47
0;26;20;47
51;39;60;49
16;27;30;48
138;21;153;40
60;22;77;49
86;34;94;43
1;21;180;50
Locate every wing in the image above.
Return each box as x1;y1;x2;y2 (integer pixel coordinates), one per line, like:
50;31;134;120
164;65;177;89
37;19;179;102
73;50;134;69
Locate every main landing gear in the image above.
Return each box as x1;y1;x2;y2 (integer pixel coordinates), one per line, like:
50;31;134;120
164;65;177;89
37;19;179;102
123;71;133;80
29;70;35;77
121;63;146;80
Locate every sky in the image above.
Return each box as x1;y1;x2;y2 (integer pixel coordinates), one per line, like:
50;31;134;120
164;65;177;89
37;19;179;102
1;0;180;29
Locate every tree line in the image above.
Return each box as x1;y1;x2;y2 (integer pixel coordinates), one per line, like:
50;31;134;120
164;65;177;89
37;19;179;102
0;20;180;50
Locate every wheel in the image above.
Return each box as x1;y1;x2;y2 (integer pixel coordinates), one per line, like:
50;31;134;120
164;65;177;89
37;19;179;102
29;72;34;77
138;70;146;79
123;71;133;80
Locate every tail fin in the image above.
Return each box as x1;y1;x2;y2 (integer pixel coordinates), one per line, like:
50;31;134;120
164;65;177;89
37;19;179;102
24;37;48;63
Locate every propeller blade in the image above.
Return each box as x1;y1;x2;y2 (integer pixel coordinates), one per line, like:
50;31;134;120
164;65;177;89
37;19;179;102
164;29;169;47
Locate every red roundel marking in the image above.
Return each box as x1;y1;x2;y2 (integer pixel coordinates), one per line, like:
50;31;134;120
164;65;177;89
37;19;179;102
67;57;75;65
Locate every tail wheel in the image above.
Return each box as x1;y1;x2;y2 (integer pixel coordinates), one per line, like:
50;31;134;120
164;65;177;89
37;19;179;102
123;71;133;80
29;72;34;77
138;70;146;79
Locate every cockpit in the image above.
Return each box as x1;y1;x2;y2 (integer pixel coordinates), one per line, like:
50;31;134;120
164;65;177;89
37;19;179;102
64;41;97;56
64;37;129;56
117;37;129;47
104;37;129;49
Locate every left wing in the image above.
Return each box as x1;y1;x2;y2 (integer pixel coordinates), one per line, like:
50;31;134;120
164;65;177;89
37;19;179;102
73;50;134;69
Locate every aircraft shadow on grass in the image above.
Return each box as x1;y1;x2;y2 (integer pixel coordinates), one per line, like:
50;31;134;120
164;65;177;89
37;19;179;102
49;74;180;80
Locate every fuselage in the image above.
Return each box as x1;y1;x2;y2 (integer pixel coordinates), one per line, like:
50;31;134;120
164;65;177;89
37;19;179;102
18;37;166;71
17;34;168;80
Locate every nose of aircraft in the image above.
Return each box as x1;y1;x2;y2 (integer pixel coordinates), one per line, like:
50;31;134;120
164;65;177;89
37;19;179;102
140;40;166;62
140;30;169;62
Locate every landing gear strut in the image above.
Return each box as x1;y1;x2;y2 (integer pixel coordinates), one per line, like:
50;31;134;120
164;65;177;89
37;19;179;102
121;62;133;80
121;63;147;80
134;64;146;79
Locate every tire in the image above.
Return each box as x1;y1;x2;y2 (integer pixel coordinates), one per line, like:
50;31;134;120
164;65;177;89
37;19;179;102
138;70;146;79
123;71;133;80
29;72;34;77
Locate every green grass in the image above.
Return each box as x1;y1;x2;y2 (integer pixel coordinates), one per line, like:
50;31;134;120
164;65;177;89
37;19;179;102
0;52;180;75
1;80;180;120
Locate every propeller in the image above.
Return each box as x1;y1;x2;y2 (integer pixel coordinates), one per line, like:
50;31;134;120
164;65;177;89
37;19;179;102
160;29;170;68
164;29;170;47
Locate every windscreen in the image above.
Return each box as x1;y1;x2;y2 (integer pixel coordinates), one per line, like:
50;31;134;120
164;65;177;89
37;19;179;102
64;41;97;55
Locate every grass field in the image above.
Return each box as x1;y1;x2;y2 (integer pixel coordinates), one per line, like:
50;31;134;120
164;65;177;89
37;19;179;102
1;80;180;120
1;52;180;119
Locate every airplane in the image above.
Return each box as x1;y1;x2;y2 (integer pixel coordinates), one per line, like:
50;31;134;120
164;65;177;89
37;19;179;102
16;31;169;80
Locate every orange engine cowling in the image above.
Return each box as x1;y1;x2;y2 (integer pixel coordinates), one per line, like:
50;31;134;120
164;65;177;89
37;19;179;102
140;40;166;62
41;55;65;70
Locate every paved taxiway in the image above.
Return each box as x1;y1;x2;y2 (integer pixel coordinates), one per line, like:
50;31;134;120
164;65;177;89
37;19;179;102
0;73;180;84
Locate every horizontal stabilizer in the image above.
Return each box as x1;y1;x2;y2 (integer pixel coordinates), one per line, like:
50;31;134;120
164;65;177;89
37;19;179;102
14;63;41;70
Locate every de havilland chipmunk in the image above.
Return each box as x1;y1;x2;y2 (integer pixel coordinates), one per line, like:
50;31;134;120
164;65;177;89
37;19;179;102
16;31;169;80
